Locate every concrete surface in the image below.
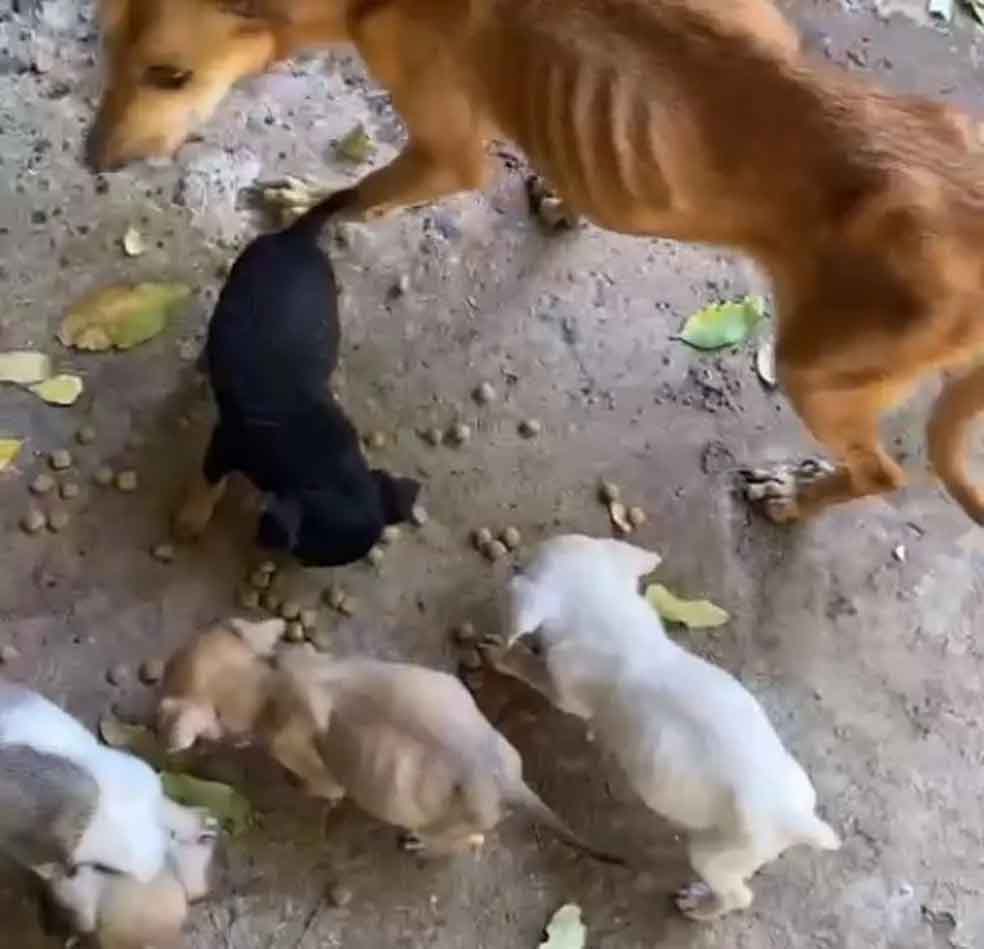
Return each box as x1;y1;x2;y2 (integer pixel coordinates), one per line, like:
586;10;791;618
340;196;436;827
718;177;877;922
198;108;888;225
1;0;983;947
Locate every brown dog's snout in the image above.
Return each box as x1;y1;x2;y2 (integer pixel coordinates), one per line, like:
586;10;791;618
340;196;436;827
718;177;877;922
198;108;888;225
84;111;117;172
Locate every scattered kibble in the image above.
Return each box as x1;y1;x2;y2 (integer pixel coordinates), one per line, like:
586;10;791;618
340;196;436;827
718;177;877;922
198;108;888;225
140;659;164;685
599;480;621;503
448;422;472;445
285;621;306;643
249;569;273;591
473;527;493;549
115;469;138;492
323;586;346;610
262;591;282;614
93;465;114;487
30;473;55;495
484;539;508;562
107;663;128;686
328;884;353;908
473;382;496;404
518;418;542;439
452;621;477;645
239;587;261;610
21;508;46;534
152;542;175;563
381;525;401;544
423;427;444;446
627;506;647;528
500;526;521;550
300;609;318;632
366;431;387;450
59;480;80;500
366;546;385;566
0;645;20;664
49;449;73;471
76;425;96;445
280;600;301;621
46;508;70;532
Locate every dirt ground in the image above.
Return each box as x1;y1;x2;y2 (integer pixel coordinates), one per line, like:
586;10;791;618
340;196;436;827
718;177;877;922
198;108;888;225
1;0;983;947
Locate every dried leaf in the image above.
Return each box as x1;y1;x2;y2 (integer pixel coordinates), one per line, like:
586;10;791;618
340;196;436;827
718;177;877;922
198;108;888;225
99;714;170;771
59;283;192;352
29;374;83;406
0;351;52;385
645;583;730;629
607;500;632;534
756;337;777;387
161;772;256;837
679;296;766;351
540;904;586;949
0;439;23;472
121;227;146;257
336;123;376;164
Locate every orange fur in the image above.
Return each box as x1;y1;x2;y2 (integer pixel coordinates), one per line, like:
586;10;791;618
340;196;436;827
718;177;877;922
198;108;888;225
91;0;984;523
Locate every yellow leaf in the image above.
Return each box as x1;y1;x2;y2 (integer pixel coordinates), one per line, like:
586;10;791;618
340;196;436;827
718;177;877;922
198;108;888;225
336;123;376;164
29;374;83;406
59;282;192;352
540;905;586;949
0;439;23;472
162;772;256;837
0;351;52;384
645;583;730;629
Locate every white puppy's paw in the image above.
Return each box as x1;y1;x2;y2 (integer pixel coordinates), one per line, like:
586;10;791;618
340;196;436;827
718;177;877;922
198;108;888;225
741;458;835;523
675;881;723;921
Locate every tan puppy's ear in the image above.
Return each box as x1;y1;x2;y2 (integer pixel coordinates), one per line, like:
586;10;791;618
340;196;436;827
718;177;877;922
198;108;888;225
227;617;285;656
158;698;220;753
602;539;662;579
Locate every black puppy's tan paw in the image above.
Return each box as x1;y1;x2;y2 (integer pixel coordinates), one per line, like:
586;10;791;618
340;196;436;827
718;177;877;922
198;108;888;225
525;175;581;233
741;458;835;524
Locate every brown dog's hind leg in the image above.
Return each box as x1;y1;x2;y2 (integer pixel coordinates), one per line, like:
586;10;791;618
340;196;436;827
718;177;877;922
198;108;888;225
744;377;907;523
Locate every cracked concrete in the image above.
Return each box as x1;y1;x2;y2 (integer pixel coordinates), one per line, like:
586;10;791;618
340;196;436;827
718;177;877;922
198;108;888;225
0;0;983;947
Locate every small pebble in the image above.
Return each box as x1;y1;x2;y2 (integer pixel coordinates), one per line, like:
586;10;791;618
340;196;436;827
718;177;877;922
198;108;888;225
459;647;483;672
107;664;128;686
518;418;542;439
262;591;283;614
448;422;472;446
239;587;261;610
608;501;632;534
473;382;496;404
140;659;164;685
49;449;73;471
300;609;318;632
249;569;273;591
328;884;353;908
323;586;346;610
473;527;493;550
76;425;96;446
410;504;429;526
338;595;357;617
46;508;70;533
366;431;387;450
280;600;301;621
423;427;444;446
500;526;521;550
0;645;20;664
484;540;508;562
452;621;478;645
893;544;907;563
285;621;306;643
627;506;648;528
366;545;384;566
381;525;401;544
93;465;114;487
59;480;80;500
21;508;46;534
30;473;56;495
115;470;138;492
599;480;621;503
152;543;175;563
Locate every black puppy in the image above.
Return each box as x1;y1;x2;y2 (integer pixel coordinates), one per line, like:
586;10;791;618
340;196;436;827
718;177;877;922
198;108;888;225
175;190;420;566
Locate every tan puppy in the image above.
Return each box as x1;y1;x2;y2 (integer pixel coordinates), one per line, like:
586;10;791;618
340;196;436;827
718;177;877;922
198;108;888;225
159;618;623;862
91;0;984;525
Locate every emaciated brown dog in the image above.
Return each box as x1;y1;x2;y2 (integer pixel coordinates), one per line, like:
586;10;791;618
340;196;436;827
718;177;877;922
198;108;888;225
89;0;984;525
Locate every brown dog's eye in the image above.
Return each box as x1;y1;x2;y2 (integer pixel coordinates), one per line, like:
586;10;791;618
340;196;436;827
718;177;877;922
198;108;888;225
144;65;193;90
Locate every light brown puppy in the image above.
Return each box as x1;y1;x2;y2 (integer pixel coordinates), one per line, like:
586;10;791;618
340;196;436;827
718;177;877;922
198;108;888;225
90;0;984;525
159;618;623;862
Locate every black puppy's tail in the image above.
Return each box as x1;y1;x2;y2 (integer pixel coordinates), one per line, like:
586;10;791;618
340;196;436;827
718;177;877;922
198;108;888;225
286;187;359;240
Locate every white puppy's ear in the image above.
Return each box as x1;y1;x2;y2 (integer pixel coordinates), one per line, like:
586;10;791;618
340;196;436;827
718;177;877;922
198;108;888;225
506;575;551;645
604;539;662;579
227;617;285;656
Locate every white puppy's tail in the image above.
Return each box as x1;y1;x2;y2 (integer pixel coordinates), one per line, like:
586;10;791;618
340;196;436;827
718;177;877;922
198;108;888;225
796;813;841;851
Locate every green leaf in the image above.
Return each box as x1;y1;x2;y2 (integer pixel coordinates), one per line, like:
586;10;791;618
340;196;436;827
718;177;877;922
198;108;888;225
645;583;730;629
0;351;52;385
679;296;766;351
336;123;376;164
540;904;586;949
29;374;83;406
59;282;192;352
0;439;23;472
161;772;256;837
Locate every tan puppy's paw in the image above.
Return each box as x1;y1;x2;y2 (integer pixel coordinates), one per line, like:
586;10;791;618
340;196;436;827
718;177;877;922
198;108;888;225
741;459;835;524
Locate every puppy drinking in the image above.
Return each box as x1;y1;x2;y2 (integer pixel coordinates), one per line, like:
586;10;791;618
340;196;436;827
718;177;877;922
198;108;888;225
174;191;420;564
481;535;839;920
159;617;623;864
0;676;217;944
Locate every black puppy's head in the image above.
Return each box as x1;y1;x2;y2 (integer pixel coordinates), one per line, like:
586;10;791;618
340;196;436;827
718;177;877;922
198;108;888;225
256;472;421;566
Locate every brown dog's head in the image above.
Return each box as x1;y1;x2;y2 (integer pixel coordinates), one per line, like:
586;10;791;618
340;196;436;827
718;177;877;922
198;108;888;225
157;617;285;752
88;0;280;170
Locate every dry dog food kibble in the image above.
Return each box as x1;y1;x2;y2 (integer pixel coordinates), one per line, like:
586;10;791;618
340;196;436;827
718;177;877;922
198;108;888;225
285;621;306;643
115;470;138;492
140;659;164;684
93;465;114;487
518;418;542;438
46;508;70;532
30;474;55;495
448;422;472;445
59;480;80;500
484;540;508;562
280;600;301;621
500;526;522;550
473;527;493;549
628;505;648;528
21;508;46;534
473;382;496;404
381;525;401;544
49;450;73;471
76;425;96;445
366;546;384;566
152;543;176;563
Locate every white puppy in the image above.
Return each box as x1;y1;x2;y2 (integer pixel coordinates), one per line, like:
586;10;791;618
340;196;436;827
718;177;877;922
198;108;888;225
480;534;840;920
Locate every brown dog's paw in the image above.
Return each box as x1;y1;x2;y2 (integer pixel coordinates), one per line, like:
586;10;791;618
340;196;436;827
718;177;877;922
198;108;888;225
525;175;581;233
740;459;835;523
